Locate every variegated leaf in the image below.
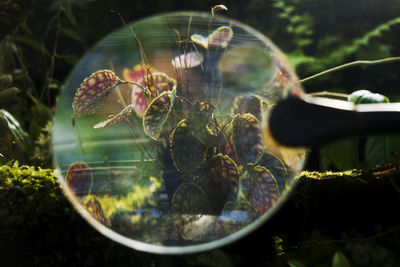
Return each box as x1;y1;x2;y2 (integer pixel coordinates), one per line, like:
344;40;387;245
232;113;263;164
187;101;217;146
247;165;279;216
171;183;212;241
143;91;174;140
200;153;239;211
72;70;121;117
93;104;134;129
170;119;208;176
65;162;93;197
83;195;111;227
131;72;177;117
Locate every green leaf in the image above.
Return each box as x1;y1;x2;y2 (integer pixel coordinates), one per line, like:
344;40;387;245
143;91;174;140
287;260;307;267
0;109;33;153
327;16;400;67
347;90;389;104
332;252;351;267
61;28;82;43
220;46;276;92
365;134;400;167
14;36;51;57
170;119;208;176
60;0;77;26
319;138;359;171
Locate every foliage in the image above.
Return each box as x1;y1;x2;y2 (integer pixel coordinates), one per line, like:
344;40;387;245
319;90;400;171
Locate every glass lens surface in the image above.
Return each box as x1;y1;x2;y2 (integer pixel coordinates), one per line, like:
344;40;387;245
52;11;306;254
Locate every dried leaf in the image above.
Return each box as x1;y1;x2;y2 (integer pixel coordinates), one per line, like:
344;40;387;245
72;70;121;117
65;162;93;197
170;119;208;176
232;113;263;164
143;91;174;140
93;104;134;129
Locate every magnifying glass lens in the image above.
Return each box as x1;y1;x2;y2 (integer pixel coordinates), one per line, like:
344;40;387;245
52;11;307;254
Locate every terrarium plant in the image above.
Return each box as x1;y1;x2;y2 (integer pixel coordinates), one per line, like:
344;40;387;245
59;9;305;245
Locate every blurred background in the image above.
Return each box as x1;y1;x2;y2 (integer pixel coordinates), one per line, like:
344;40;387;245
1;0;400;171
1;1;400;266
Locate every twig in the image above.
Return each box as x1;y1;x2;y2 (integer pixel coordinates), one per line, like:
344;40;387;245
300;57;400;83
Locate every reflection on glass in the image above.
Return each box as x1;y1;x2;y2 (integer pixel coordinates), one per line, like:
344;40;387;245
53;12;307;253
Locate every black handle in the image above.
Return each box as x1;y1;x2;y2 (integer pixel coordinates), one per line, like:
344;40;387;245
267;95;400;147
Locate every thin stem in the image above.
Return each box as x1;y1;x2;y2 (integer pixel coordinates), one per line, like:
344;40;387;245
300;57;400;83
307;91;348;99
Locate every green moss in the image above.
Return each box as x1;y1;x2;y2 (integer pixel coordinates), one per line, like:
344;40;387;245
0;161;152;267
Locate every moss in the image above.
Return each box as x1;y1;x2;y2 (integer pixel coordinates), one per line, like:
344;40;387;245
0;161;152;267
1;161;400;266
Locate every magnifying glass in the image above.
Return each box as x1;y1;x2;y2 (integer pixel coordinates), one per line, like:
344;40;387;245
52;11;397;254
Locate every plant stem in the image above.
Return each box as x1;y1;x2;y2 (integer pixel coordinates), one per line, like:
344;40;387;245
300;57;400;83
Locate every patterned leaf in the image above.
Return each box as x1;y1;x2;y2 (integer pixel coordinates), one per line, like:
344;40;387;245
143;91;174;140
200;153;239;212
231;94;268;121
93;104;134;129
172;52;204;69
170;119;208;176
208;26;233;48
171;183;212;240
187;101;217;146
72;70;121;117
232;113;263;164
246;165;279;216
83;195;111;227
65;162;93;197
131;72;177;117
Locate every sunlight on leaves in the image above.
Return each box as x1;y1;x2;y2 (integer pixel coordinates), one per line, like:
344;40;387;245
72;70;122;117
143;91;174;140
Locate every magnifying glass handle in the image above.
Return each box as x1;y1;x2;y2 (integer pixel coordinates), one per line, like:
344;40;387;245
268;95;400;147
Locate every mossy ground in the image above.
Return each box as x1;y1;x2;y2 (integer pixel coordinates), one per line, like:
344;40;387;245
1;161;400;266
